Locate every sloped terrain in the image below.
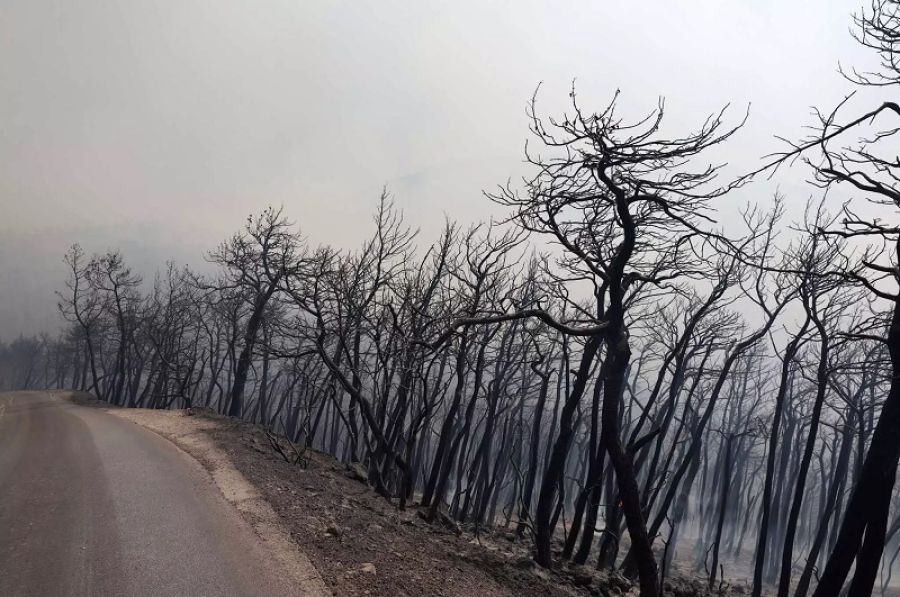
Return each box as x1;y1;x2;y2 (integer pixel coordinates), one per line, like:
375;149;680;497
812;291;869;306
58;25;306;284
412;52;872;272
184;410;582;596
71;391;750;597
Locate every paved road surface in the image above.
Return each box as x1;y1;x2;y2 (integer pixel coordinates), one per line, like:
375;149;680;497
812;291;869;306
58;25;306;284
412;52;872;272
0;391;307;597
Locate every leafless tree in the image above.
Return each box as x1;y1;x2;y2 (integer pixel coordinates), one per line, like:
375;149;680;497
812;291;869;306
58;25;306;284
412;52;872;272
206;206;306;418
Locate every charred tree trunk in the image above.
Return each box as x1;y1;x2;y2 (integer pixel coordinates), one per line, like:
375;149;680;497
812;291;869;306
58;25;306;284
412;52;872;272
813;300;900;597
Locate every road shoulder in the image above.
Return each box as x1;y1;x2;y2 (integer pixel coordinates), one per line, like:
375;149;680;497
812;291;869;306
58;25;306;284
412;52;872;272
62;391;331;597
63;392;590;596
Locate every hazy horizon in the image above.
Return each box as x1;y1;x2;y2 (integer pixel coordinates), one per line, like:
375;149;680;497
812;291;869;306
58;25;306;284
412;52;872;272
0;1;871;338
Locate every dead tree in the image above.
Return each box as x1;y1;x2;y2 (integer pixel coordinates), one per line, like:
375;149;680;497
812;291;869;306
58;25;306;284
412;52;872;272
57;245;104;398
776;216;854;597
206;206;305;418
488;88;744;596
745;3;900;592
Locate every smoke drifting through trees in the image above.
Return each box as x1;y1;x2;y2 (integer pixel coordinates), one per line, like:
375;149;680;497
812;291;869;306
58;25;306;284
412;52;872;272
3;3;900;596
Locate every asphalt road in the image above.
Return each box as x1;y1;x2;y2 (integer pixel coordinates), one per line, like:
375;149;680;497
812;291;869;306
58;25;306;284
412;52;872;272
0;391;307;597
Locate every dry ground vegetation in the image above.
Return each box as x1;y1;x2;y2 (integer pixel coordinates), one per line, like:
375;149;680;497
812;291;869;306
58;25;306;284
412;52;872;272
67;392;743;597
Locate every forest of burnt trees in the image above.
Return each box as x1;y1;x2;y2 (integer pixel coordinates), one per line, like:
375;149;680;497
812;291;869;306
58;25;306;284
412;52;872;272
3;3;900;596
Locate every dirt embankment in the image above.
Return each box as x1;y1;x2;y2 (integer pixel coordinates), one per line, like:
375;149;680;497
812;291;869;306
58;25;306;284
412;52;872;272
66;392;583;596
67;391;745;597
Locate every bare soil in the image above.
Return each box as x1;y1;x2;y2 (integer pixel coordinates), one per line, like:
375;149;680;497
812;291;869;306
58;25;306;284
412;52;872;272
181;410;585;597
67;391;748;597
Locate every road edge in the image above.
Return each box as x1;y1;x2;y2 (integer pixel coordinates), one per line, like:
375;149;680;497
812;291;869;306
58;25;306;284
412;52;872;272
61;392;332;597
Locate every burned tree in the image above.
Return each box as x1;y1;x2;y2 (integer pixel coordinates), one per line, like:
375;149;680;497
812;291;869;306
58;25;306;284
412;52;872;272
206;206;306;418
488;88;744;595
744;3;900;593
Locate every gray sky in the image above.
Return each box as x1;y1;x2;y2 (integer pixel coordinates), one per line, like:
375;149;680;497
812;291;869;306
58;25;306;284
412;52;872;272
0;1;871;337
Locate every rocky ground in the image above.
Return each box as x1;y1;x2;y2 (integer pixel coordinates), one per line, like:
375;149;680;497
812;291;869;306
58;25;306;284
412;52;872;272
181;409;584;596
68;392;751;597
